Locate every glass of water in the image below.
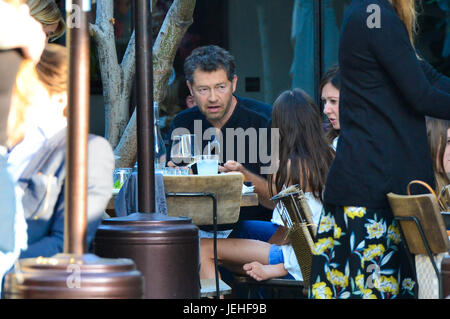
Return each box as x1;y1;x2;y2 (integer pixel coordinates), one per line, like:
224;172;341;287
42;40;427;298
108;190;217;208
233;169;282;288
113;168;132;190
196;155;219;175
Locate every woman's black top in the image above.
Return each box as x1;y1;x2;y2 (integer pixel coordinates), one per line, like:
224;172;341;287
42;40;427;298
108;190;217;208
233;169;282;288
324;0;450;209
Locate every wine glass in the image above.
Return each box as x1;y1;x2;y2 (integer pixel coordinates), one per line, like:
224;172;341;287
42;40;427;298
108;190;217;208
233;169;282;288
170;134;201;166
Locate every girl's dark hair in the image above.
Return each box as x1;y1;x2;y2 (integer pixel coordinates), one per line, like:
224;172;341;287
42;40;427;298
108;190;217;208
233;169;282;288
320;65;340;143
269;89;335;203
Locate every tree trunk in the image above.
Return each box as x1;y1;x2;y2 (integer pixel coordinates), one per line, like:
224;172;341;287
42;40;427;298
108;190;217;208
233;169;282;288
91;0;196;168
114;0;196;168
90;0;131;148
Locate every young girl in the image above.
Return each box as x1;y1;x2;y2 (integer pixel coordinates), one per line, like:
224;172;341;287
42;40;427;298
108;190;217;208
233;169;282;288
200;88;334;282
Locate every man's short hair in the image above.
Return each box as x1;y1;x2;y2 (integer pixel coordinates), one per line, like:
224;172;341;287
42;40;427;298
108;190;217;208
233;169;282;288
184;45;235;84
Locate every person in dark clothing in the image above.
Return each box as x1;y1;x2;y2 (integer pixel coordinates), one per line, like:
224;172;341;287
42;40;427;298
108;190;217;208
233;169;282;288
310;0;450;299
167;45;274;226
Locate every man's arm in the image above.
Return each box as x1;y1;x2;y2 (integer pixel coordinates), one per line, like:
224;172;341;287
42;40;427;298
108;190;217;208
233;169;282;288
220;160;275;210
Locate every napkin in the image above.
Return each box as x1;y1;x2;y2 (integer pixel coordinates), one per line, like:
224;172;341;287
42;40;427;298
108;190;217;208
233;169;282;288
242;184;254;194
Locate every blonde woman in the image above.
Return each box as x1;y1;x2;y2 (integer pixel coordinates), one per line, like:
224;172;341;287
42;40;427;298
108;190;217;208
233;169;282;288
7;44;114;259
26;0;65;42
310;0;450;299
0;0;46;293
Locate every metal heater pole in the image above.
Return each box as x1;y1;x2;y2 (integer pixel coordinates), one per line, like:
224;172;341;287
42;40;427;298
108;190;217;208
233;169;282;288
93;1;200;299
64;0;90;255
135;0;155;213
3;1;144;299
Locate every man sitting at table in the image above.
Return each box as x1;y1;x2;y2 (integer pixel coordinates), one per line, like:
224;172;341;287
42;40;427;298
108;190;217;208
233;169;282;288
167;45;274;237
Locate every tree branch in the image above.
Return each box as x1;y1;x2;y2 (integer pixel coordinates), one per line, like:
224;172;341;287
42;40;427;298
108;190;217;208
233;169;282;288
121;30;136;103
93;0;127;147
114;0;196;168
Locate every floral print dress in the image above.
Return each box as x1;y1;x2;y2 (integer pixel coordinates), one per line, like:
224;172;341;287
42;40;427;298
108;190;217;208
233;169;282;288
308;205;417;299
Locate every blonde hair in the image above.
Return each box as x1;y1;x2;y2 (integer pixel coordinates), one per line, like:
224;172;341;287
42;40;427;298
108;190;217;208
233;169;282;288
389;0;418;47
36;43;68;95
26;0;66;41
4;0;23;6
7;60;43;148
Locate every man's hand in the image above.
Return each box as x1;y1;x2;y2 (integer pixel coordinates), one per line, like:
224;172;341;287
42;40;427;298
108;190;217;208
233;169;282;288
219;160;244;173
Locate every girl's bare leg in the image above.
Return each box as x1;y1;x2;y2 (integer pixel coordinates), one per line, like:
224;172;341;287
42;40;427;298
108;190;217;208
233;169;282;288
200;238;271;279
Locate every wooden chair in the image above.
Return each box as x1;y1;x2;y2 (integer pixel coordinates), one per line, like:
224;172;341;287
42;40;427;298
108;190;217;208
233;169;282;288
163;172;244;298
387;181;450;299
163;173;243;226
234;185;315;298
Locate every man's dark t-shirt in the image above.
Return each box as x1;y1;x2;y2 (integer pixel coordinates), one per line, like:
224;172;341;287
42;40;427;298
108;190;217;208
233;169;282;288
167;95;273;221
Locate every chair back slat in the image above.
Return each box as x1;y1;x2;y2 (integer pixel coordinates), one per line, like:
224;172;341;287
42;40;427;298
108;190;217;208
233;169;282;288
163;173;243;225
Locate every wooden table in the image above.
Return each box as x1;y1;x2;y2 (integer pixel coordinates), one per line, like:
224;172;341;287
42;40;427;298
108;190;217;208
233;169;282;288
240;192;259;207
106;192;258;217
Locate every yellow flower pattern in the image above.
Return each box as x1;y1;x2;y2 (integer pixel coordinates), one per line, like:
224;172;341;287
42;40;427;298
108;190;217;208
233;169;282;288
362;244;385;264
318;214;334;234
354;273;378;299
365;219;386;239
373;276;399;295
333;224;342;239
309;206;416;299
344;206;366;219
326;269;348;288
387;224;401;245
313;237;334;255
355;274;365;291
311;282;333;299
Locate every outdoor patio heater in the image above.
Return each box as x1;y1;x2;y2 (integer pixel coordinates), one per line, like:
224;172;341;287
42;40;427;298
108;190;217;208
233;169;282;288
93;0;200;299
3;0;143;299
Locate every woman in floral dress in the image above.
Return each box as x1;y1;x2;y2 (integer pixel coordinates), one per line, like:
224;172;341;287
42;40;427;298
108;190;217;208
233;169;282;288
310;0;450;299
310;206;415;299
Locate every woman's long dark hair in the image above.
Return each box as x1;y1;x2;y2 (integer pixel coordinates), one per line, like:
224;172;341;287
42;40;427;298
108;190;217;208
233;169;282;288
268;89;335;203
